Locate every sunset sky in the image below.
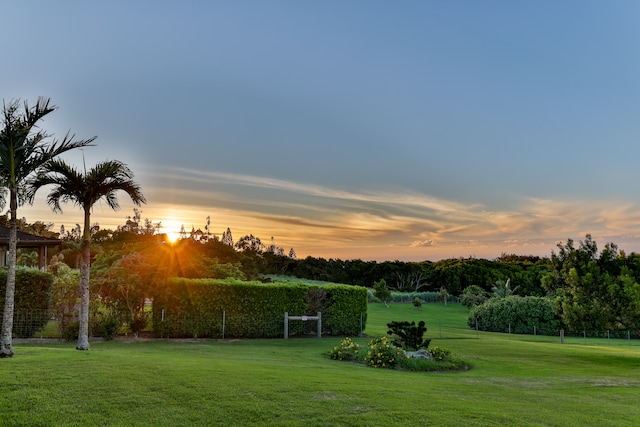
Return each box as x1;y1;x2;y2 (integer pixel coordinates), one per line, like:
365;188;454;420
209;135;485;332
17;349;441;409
2;1;640;261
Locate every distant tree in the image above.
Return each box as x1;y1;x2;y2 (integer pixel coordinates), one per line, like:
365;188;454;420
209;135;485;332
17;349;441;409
460;285;488;308
266;236;285;256
222;228;233;246
17;250;38;267
204;216;211;241
491;278;517;299
97;252;152;337
542;235;640;333
235;234;264;253
288;247;297;260
27;159;145;350
0;97;94;358
438;286;450;306
373;279;391;308
394;270;427;292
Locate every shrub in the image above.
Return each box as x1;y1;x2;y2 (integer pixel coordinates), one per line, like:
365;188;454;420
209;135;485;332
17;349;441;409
397;349;466;372
468;296;564;335
387;320;430;351
429;346;451;362
460;285;488;308
412;297;422;309
364;336;405;368
94;314;122;340
129;312;149;337
373;279;390;308
0;268;54;338
63;321;79;342
330;337;361;361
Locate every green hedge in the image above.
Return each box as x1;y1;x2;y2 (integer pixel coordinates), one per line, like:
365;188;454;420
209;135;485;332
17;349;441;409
467;296;563;336
0;268;54;338
323;284;367;335
152;278;367;338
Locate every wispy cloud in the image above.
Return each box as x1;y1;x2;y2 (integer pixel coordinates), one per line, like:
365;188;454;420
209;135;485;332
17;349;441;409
28;166;640;261
141;169;640;253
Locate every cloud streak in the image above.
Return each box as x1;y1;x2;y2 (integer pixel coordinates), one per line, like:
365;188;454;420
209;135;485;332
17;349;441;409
128;167;640;260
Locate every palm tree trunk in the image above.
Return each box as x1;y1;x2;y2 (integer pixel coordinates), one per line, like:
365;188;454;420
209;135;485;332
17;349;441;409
0;189;18;357
76;208;92;351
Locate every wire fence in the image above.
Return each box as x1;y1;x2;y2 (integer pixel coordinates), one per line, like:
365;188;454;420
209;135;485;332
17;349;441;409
444;318;640;348
9;309;368;340
9;308;640;349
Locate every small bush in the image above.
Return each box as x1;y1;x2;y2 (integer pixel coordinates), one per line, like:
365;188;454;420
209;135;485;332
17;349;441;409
412;297;422;309
95;315;122;340
330;337;361;361
460;285;488;308
373;279;390;308
129;312;149;337
387;320;430;351
63;321;79;342
429;346;451;362
364;336;405;368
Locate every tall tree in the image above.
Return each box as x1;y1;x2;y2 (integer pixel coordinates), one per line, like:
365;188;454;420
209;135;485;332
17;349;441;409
542;235;640;333
222;227;233;246
27;159;145;350
0;97;94;358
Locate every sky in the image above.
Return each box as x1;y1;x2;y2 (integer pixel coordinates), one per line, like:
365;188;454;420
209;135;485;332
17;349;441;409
2;1;640;262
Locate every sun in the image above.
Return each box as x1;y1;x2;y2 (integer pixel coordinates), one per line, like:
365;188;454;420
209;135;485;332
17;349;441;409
160;218;183;244
166;232;181;244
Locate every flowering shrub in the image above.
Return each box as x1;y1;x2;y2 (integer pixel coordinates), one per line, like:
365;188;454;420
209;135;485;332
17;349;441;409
364;336;405;368
429;346;451;362
330;337;361;361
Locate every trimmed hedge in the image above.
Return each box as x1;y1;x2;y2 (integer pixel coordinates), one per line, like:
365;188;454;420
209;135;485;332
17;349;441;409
467;296;563;336
152;278;367;338
323;284;367;336
0;268;54;338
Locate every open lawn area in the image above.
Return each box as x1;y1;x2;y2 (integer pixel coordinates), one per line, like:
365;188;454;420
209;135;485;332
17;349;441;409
3;303;640;426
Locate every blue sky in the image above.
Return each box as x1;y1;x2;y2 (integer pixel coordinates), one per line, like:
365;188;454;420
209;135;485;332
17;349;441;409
3;1;640;261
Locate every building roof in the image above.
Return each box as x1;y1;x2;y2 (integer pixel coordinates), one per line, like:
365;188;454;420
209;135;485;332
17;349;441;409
0;225;61;248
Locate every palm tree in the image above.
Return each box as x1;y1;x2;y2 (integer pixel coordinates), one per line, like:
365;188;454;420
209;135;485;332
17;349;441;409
0;98;94;358
28;159;145;350
491;278;518;299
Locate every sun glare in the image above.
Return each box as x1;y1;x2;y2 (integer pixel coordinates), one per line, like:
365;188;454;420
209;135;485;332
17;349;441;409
166;232;180;243
161;218;183;244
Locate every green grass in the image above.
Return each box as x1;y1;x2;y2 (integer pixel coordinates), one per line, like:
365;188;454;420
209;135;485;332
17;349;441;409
3;303;640;426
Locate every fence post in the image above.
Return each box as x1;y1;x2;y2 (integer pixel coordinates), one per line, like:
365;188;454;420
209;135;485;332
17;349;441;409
317;312;322;338
508;323;511;340
560;329;564;344
607;330;610;346
583;330;587;345
284;312;288;339
360;314;363;338
534;325;536;342
222;310;226;340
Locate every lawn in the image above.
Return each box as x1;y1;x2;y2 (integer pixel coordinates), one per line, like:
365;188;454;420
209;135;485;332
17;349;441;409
3;303;640;426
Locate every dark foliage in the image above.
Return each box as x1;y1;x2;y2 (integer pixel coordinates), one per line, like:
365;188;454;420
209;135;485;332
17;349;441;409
387;320;430;351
